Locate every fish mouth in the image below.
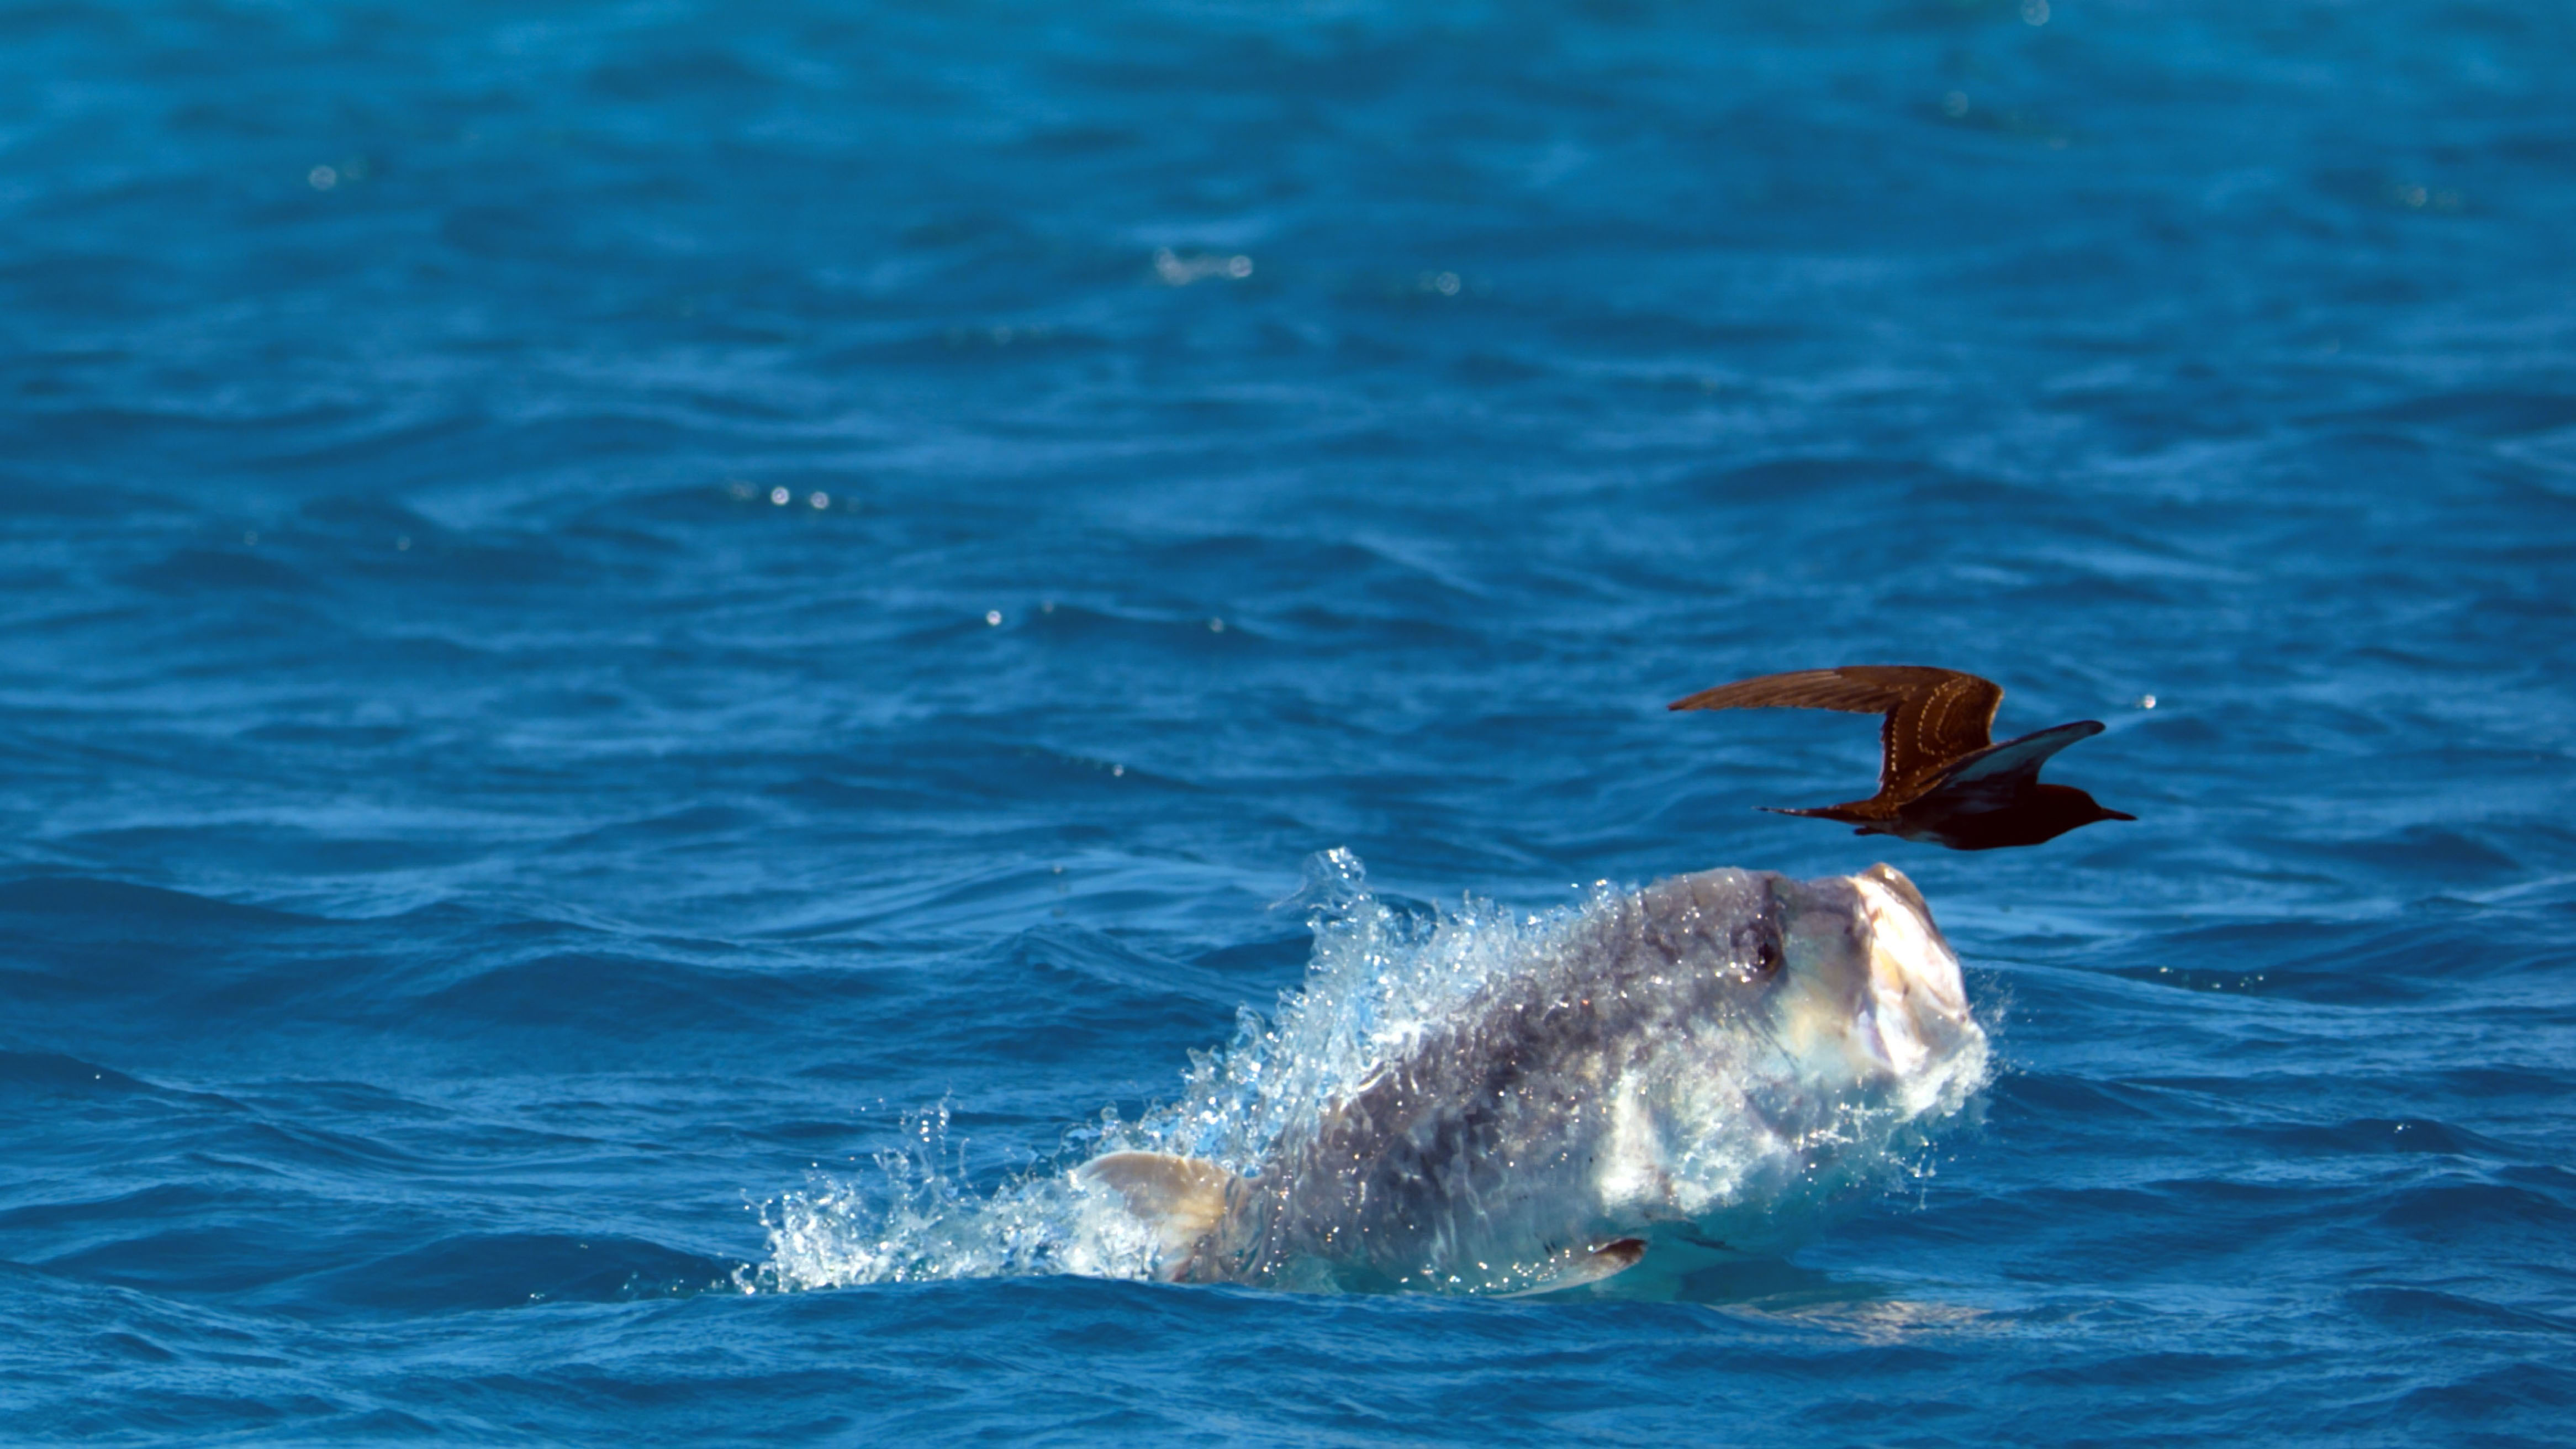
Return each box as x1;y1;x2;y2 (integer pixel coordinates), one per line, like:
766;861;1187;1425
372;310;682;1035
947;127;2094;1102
1847;864;1976;1078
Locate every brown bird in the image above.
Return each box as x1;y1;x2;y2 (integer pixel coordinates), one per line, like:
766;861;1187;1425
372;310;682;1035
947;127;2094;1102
1669;665;2135;851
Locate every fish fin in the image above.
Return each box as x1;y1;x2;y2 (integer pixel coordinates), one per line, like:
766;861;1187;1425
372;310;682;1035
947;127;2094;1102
1073;1151;1239;1278
1496;1238;1647;1299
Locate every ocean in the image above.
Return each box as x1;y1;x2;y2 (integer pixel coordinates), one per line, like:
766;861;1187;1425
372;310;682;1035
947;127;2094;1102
3;0;2572;1442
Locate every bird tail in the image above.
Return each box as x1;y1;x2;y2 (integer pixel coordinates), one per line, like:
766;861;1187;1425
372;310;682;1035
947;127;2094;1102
1759;804;1874;824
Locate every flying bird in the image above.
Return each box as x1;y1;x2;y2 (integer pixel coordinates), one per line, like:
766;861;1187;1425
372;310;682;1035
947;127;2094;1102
1669;665;2135;851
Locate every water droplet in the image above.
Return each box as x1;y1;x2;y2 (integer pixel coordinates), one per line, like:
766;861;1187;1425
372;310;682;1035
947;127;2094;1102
1208;617;1225;633
1155;249;1256;286
808;491;829;509
2020;0;2049;25
985;609;1003;626
307;165;338;191
769;487;790;505
2138;694;2157;709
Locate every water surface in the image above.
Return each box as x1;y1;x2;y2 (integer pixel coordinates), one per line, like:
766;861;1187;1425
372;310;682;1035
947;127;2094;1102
4;1;2573;1442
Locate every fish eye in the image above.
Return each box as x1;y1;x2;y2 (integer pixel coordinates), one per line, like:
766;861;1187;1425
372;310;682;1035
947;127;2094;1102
1754;937;1781;976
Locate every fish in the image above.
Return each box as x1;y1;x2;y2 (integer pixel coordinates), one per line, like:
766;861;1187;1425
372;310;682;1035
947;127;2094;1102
1073;860;1987;1296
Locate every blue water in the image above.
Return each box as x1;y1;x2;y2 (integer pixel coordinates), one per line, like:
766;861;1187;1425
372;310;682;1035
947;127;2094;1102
6;0;2574;1440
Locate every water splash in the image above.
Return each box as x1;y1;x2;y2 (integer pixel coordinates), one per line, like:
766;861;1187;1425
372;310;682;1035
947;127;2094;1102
741;1101;1159;1292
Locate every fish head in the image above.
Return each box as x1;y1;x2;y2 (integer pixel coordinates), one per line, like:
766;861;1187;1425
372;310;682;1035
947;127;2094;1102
1585;861;1990;1263
1762;862;1983;1102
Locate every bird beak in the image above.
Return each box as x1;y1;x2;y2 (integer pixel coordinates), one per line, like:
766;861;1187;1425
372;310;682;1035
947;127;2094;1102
2100;808;2137;821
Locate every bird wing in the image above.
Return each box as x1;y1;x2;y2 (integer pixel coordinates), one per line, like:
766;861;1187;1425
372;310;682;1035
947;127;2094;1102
1670;665;2002;796
1926;719;2106;807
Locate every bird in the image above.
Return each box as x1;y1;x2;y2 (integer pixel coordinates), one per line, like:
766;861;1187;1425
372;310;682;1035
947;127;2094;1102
1668;665;2135;851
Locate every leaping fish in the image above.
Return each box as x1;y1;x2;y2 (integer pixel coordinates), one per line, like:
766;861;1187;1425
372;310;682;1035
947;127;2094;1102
1074;861;1987;1295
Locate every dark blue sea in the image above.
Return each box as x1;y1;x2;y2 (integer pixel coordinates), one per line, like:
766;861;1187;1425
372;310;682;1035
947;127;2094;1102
6;0;2574;1442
